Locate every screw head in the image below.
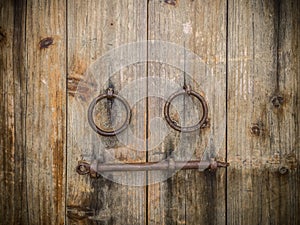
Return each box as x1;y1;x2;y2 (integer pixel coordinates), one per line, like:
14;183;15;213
278;166;289;175
251;125;261;136
76;162;90;175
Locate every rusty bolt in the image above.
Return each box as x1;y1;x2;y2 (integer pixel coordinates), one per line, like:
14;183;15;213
271;96;284;108
76;162;90;175
278;166;289;175
251;124;261;136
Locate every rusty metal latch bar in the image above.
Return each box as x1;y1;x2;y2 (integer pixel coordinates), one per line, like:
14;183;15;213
76;158;229;177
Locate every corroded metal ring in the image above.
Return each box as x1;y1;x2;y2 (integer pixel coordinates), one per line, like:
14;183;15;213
88;89;131;136
164;88;208;132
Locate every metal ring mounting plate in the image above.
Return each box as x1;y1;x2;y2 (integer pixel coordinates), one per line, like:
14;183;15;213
164;89;208;132
88;92;131;136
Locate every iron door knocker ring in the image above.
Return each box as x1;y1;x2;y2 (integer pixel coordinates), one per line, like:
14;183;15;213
164;85;208;132
88;88;131;136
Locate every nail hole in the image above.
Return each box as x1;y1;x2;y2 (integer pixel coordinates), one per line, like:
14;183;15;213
271;96;284;108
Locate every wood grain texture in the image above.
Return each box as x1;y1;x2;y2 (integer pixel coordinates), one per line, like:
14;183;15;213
66;1;147;224
1;1;299;224
0;0;67;224
25;0;67;224
227;0;300;224
0;0;28;223
147;0;227;224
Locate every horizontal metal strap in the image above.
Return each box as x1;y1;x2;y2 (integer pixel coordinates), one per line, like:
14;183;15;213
76;159;229;177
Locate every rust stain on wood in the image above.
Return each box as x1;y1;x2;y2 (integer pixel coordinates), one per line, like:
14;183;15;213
48;68;65;220
71;58;87;75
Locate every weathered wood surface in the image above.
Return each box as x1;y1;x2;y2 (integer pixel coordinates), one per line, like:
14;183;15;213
227;0;300;224
0;0;299;224
0;0;27;223
147;0;227;224
25;0;67;224
66;1;147;224
0;0;66;224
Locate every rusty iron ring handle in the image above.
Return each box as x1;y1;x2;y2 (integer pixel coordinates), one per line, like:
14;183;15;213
88;91;131;136
164;88;208;132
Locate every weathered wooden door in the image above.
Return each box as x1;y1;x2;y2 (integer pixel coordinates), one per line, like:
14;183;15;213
66;1;227;224
0;0;299;225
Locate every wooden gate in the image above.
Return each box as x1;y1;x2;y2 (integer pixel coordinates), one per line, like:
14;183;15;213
0;0;299;224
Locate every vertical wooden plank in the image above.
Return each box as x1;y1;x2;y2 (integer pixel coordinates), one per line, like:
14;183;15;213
276;1;300;223
227;0;299;224
147;0;227;224
66;1;147;224
0;0;28;223
25;0;66;224
0;0;16;222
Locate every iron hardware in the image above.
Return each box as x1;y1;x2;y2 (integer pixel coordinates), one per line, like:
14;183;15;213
88;88;131;136
76;158;229;177
164;85;209;132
